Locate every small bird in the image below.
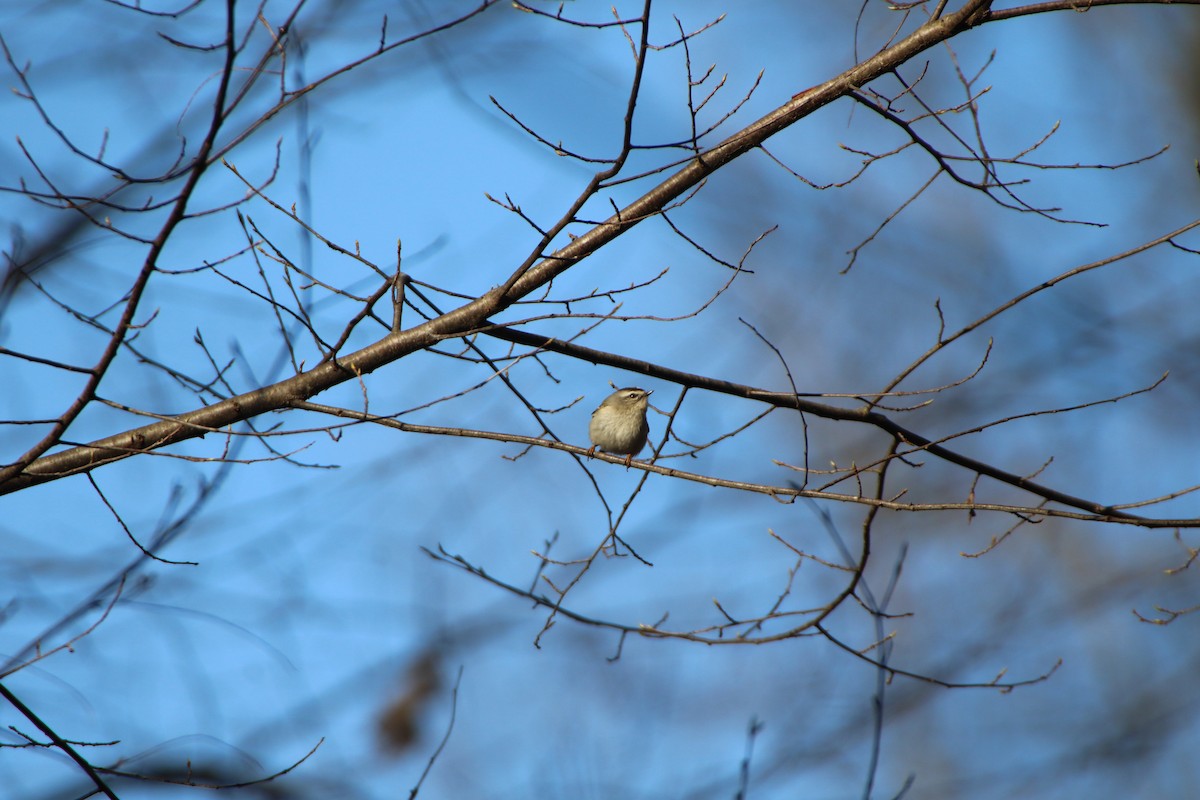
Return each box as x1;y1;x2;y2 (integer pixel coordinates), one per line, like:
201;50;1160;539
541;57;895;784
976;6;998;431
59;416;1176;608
588;387;653;466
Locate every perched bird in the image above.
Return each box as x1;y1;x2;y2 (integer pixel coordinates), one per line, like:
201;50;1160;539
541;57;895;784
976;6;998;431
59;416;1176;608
587;387;652;466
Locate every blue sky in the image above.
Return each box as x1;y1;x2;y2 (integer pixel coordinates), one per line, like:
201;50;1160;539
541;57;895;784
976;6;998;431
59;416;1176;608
2;2;1199;798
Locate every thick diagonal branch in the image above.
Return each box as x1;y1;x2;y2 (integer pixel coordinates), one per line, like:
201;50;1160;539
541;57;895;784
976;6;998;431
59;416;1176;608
0;1;994;496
